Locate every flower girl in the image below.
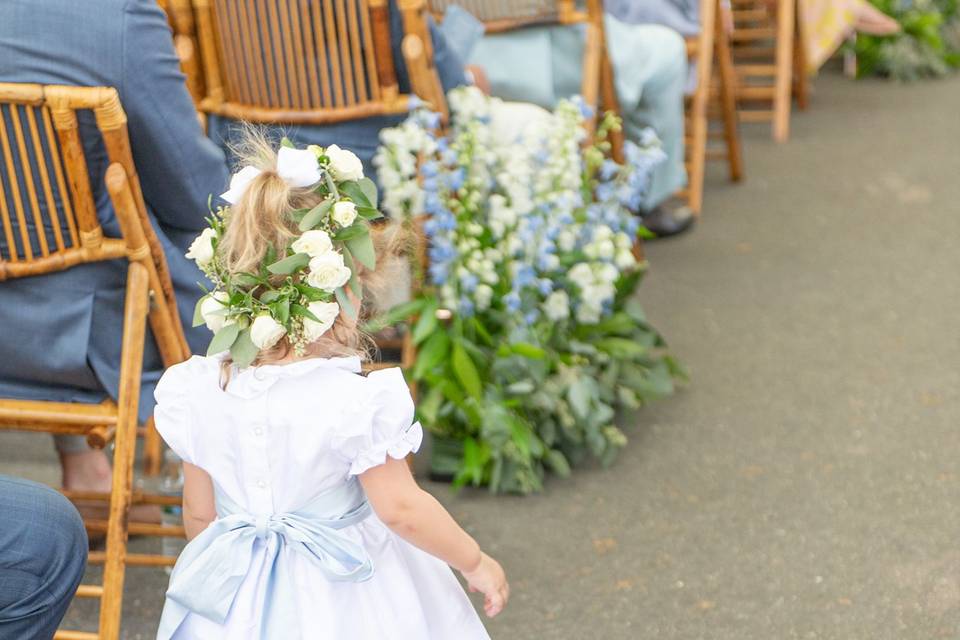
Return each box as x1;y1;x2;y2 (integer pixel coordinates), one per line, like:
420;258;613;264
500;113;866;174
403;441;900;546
154;135;507;639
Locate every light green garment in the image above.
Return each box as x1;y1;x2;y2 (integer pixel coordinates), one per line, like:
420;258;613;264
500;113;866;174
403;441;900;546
470;18;688;210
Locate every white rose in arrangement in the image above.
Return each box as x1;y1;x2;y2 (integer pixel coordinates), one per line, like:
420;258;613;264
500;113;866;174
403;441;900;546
185;227;216;267
291;229;333;257
200;291;231;333
544;290;570;321
568;263;594;290
302;301;340;342
250;314;286;350
325;144;364;182
307;251;352;292
615;250;636;270
331;201;358;227
596;239;616;260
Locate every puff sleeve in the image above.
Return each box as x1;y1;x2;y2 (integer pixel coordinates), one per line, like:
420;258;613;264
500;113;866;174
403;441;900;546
332;368;424;476
153;359;197;466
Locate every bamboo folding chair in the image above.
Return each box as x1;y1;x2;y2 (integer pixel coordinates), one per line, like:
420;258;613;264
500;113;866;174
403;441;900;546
423;0;625;159
158;0;206;106
729;0;795;141
681;0;744;215
0;83;190;640
190;0;445;377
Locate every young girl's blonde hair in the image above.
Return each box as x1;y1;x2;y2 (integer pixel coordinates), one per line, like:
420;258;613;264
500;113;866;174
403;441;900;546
217;129;408;375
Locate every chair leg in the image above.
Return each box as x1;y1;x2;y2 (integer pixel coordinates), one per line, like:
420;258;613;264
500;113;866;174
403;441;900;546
772;0;795;142
715;0;744;182
143;416;162;477
792;6;810;110
98;262;150;640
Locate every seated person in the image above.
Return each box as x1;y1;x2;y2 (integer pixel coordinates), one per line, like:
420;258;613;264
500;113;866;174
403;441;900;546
462;6;693;236
0;475;87;639
0;0;229;500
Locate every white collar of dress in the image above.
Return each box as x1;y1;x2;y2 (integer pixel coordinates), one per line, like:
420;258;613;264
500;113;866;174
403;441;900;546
223;356;362;399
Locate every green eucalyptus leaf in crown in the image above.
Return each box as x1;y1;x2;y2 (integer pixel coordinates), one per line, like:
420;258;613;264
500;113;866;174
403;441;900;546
184;140;380;368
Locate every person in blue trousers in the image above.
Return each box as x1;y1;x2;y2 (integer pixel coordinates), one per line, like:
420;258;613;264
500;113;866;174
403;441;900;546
0;475;88;640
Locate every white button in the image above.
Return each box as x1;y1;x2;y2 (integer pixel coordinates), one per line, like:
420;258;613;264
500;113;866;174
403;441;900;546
253;426;264;436
257;479;267;488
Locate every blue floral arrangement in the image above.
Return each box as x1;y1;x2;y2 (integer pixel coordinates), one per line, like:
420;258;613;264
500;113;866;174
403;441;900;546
372;88;683;493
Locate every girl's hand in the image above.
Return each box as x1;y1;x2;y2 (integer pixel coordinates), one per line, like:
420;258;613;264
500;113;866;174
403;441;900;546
461;552;509;618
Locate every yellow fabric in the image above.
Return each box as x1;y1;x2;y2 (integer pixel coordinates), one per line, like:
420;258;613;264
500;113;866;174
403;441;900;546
798;0;867;72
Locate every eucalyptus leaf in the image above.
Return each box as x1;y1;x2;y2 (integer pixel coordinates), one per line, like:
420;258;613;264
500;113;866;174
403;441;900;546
230;329;259;368
290;303;320;323
356;206;383;221
267;252;310;275
280;137;295;148
338;180;372;208
335;286;357;318
341;247;362;297
206;321;240;356
232;273;261;287
358;177;378;208
297;199;333;231
345;231;376;270
192;295;208;328
259;290;281;304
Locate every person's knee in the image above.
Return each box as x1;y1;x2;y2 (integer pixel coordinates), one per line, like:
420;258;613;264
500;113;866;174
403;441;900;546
0;477;88;586
638;24;688;86
36;486;88;586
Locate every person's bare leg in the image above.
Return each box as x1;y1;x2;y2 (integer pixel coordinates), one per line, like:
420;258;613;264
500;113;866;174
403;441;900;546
60;448;113;492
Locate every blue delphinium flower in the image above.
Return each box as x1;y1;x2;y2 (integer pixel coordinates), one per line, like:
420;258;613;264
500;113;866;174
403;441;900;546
459;296;475;317
504;291;521;313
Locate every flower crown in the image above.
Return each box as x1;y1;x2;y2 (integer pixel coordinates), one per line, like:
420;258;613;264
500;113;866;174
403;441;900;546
185;139;382;368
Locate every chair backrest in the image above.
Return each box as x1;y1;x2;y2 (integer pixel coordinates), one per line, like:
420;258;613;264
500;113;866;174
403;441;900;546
0;82;190;364
426;0;591;32
192;0;419;123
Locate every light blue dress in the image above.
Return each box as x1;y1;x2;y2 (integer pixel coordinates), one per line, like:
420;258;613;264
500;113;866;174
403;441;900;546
154;356;490;639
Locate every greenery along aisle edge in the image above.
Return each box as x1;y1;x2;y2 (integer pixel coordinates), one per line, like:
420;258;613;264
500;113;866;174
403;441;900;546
371;88;685;494
855;0;960;79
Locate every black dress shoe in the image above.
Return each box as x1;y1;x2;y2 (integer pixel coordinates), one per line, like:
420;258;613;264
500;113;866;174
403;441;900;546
642;204;695;239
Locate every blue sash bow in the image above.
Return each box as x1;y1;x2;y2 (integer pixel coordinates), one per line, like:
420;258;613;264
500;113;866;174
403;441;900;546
157;478;375;639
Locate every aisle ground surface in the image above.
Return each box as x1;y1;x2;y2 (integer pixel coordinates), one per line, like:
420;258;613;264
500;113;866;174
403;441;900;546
1;71;958;639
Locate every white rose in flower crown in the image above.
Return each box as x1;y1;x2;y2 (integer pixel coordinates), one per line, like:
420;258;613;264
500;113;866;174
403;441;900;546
306;251;351;292
291;229;333;257
200;291;231;333
544;290;570;321
325;145;364;182
302;301;340;342
250;314;286;350
185;227;216;267
331;201;358;227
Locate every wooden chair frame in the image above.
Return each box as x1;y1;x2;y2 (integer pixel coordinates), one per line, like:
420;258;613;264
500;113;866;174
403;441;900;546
0;83;190;640
730;0;795;142
681;0;744;215
191;0;430;124
422;0;624;159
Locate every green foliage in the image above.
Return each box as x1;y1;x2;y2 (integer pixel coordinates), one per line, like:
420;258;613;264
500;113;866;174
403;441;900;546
854;0;960;79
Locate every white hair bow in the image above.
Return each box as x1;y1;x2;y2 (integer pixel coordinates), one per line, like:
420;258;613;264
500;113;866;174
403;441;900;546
220;146;323;204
